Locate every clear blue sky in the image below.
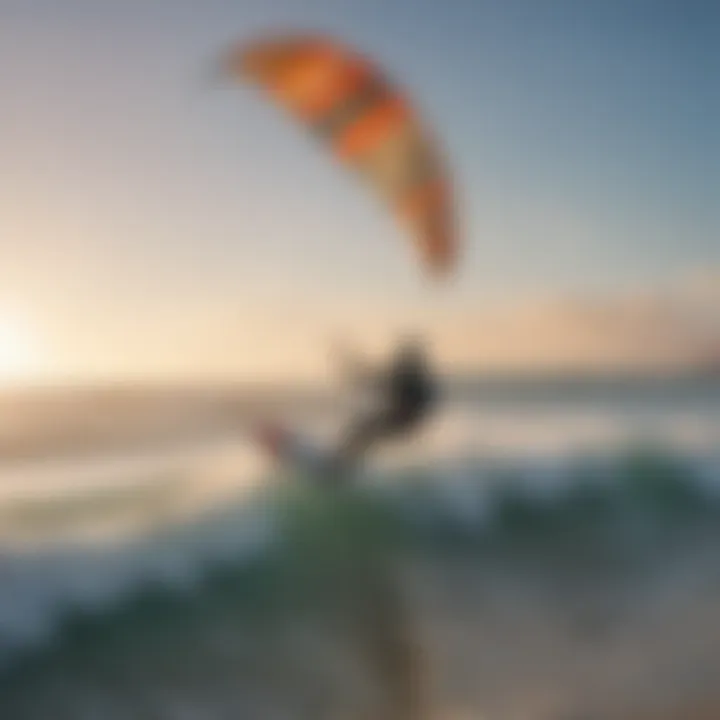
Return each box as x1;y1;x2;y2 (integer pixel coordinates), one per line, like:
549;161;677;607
1;0;718;378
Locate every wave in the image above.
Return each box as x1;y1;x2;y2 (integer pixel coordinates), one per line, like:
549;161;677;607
1;448;718;637
1;445;720;718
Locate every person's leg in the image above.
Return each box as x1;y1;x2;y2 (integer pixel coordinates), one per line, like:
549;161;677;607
342;403;429;458
330;402;429;478
335;411;392;468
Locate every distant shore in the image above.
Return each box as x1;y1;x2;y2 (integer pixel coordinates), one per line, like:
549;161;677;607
0;371;717;464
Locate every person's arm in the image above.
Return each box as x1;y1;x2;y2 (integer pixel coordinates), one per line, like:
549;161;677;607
332;341;382;390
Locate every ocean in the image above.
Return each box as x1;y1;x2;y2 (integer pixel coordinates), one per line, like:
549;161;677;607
0;377;719;719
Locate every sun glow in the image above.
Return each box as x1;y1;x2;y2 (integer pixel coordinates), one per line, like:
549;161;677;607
0;316;43;383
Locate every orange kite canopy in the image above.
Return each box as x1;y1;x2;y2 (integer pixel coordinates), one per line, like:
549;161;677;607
222;34;458;279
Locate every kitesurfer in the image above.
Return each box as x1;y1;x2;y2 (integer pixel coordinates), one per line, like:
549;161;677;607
332;336;437;471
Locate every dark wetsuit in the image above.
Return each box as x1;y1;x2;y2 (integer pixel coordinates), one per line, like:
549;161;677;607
335;346;436;468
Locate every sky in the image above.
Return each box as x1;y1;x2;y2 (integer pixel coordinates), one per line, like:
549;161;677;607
1;0;718;382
